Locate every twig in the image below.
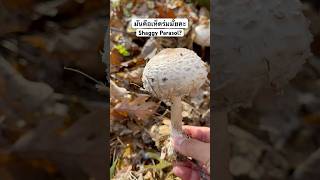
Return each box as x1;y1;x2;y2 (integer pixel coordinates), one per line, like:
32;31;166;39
64;67;109;94
64;67;103;85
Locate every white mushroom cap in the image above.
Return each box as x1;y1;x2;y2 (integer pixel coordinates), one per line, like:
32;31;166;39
142;48;208;100
194;24;210;47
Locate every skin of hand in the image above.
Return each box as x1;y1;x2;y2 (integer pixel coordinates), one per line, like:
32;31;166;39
172;126;210;180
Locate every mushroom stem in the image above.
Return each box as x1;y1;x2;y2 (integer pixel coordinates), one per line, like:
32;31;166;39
171;96;183;137
201;46;206;59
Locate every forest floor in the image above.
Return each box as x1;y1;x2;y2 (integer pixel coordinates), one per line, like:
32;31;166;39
0;0;320;180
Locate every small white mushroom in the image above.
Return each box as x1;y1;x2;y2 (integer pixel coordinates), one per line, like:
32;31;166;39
142;48;208;137
194;24;210;47
193;7;210;57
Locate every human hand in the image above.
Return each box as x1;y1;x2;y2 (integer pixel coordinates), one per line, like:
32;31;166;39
172;126;210;180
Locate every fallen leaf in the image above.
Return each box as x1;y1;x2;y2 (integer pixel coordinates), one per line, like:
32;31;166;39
110;80;130;100
155;4;176;18
126;67;144;85
140;38;159;60
144;152;171;170
113;94;159;121
127;121;141;135
11;107;107;180
21;35;48;50
303;113;320;125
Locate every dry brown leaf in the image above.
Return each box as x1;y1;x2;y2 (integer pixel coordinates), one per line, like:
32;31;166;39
110;80;130;100
140;38;159;60
110;18;124;30
0;57;54;111
11;107;107;180
303;113;320;125
125;67;143;85
21;35;48;50
155;4;176;18
110;49;123;73
2;0;34;11
110;108;128;121
127;121;141;135
113;94;159;121
120;57;145;68
110;49;123;66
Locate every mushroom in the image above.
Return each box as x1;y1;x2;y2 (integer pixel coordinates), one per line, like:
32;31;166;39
194;24;210;47
142;48;208;139
193;7;210;58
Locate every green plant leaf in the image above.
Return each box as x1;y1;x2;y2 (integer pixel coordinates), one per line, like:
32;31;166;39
144;152;172;170
115;44;130;56
110;156;119;178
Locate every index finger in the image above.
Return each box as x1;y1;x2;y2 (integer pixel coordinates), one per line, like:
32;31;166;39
183;126;210;143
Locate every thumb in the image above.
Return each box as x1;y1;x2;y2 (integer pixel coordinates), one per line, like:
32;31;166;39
173;136;210;164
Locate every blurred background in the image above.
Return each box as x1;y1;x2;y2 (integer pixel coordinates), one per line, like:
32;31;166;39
0;0;107;180
1;0;320;180
227;1;320;180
